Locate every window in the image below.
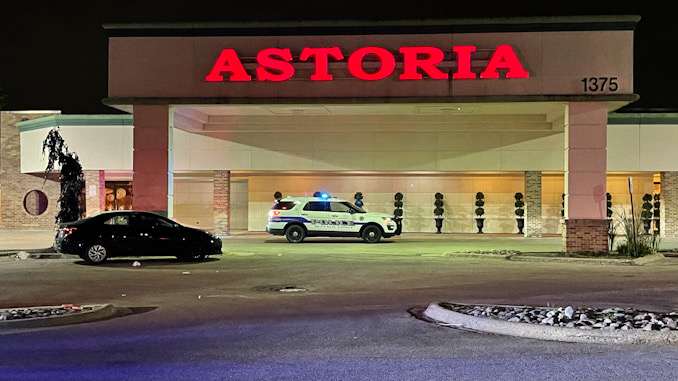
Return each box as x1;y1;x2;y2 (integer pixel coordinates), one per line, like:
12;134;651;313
104;181;133;211
104;215;130;226
303;201;328;212
140;214;175;228
271;201;297;210
330;202;352;213
23;190;48;216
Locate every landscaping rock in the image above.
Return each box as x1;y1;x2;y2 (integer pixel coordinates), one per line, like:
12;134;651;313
438;302;678;332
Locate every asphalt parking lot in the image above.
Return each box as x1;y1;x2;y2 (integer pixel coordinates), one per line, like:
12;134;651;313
2;233;678;380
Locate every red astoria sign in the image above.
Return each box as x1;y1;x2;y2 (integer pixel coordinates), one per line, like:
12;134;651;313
205;45;529;82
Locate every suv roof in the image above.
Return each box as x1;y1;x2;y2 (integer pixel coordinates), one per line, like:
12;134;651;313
278;196;347;203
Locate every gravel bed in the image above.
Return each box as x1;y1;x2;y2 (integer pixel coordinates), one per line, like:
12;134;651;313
0;304;95;321
440;303;678;332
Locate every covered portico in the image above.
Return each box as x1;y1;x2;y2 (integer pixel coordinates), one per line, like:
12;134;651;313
103;16;640;252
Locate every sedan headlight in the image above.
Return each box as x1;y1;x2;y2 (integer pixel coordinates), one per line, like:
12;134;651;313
382;217;393;223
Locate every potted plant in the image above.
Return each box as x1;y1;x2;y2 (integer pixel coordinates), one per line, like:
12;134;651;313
354;192;364;208
434;192;444;234
641;193;653;234
274;191;282;201
514;192;525;234
653;193;661;233
393;192;403;235
474;192;485;233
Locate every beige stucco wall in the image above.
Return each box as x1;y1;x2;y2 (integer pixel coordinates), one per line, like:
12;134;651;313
20;125;133;173
168;172;657;235
19;121;674;175
172;127;565;172
607;124;678;172
108;29;633;99
242;173;527;233
173;177;214;230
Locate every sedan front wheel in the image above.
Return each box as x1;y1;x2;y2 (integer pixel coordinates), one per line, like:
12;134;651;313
178;243;207;262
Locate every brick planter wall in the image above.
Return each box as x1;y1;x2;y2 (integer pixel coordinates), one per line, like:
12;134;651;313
525;171;542;237
84;170;105;217
564;219;609;253
213;170;230;237
660;172;677;238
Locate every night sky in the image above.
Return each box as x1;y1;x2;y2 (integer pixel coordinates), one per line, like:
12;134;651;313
0;1;674;114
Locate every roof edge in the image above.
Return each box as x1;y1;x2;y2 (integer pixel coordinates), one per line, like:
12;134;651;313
102;15;641;36
103;15;641;30
16;115;134;132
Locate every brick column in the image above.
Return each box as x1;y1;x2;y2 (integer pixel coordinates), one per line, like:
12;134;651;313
84;170;105;217
525;171;542;238
660;172;678;238
0;111;61;228
132;105;170;216
564;103;608;253
213;170;230;237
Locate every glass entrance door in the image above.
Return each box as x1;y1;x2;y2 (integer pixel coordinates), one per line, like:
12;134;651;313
105;181;133;211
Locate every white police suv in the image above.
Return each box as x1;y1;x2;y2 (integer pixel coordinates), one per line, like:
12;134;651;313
266;196;399;243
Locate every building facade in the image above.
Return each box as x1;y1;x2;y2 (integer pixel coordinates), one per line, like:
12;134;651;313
5;16;677;253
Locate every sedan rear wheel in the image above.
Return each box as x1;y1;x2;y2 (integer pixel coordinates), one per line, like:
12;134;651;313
82;243;109;264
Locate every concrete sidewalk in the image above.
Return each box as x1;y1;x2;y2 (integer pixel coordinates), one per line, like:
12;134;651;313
0;229;56;252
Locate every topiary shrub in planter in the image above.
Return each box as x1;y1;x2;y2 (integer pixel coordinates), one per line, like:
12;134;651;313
393;192;403;235
641;194;653;234
514;192;525;234
474;192;485;233
434;192;444;234
274;191;282;201
354;192;364;208
653;193;661;233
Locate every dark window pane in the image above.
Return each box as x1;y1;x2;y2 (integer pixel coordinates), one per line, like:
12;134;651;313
271;201;297;210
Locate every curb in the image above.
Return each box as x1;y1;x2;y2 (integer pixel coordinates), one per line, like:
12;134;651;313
0;247;59;257
442;252;666;266
423;302;678;345
508;252;665;266
0;250;77;260
0;304;132;330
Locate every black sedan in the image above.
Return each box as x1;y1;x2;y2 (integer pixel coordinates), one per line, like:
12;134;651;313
54;210;222;264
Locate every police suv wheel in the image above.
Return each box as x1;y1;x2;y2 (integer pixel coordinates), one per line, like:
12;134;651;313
362;225;382;243
285;225;306;243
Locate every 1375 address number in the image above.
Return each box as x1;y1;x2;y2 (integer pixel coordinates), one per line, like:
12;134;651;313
581;77;618;92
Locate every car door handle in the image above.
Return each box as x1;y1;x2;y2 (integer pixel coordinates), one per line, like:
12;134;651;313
331;214;339;217
301;213;308;216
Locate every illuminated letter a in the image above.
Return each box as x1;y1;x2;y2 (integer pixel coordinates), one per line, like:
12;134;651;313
480;45;529;79
205;49;252;82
